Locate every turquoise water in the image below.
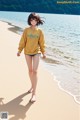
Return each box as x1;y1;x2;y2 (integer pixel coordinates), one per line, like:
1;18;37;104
0;11;80;104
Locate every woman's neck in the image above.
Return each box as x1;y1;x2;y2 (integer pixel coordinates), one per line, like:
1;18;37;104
30;25;36;30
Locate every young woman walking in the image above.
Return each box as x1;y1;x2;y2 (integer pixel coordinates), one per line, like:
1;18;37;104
17;13;46;102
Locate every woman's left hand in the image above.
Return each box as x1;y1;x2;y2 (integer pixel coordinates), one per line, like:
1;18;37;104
42;53;46;59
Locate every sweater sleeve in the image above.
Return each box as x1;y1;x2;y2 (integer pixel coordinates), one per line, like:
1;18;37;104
38;30;45;54
18;29;27;53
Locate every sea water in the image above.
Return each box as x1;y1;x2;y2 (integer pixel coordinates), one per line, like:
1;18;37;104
0;11;80;104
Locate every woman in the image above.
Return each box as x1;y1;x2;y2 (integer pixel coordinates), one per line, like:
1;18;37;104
17;13;46;102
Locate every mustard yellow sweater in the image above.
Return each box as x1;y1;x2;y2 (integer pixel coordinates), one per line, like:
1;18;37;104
18;27;45;55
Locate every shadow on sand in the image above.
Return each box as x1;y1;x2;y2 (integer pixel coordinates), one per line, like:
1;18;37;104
0;92;33;120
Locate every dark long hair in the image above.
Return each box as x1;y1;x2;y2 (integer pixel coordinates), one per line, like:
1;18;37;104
27;13;44;26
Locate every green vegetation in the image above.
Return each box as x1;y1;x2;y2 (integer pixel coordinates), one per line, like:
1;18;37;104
0;0;80;15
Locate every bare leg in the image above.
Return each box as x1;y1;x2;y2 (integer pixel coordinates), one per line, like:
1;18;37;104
25;54;40;102
32;54;40;96
25;55;33;92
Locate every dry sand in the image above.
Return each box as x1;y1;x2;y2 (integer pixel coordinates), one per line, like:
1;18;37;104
0;21;79;120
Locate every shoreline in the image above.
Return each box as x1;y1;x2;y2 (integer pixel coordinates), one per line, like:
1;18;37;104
0;11;80;16
1;20;23;34
1;20;80;105
41;59;80;105
0;20;79;120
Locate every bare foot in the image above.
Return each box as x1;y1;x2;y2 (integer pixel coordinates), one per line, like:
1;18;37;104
29;95;36;103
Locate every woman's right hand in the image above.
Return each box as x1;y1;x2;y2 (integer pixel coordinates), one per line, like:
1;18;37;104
17;51;21;56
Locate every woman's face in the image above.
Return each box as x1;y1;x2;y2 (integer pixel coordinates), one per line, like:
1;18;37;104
30;19;37;26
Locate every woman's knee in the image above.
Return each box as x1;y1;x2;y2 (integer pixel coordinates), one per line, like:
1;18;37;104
33;69;37;74
29;69;37;74
29;69;33;74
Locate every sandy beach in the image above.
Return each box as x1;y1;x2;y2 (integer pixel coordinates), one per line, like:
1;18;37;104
0;21;79;120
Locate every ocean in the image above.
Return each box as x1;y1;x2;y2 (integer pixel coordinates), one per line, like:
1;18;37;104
0;11;80;104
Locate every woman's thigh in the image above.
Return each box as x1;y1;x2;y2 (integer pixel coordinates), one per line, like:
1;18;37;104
33;54;40;72
25;55;33;71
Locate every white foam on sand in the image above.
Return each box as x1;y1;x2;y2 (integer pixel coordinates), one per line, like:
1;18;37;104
40;59;80;105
